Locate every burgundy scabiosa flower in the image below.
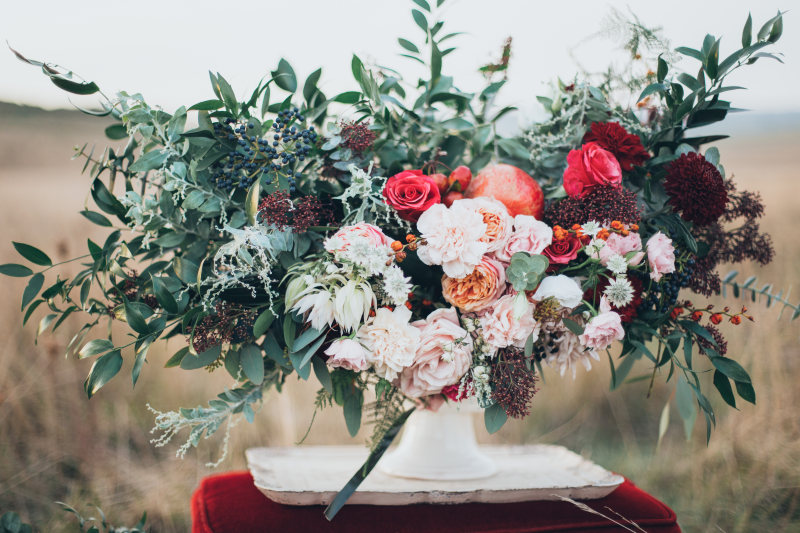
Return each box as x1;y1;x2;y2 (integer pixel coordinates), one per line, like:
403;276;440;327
664;152;728;226
584;275;643;323
583;122;651;171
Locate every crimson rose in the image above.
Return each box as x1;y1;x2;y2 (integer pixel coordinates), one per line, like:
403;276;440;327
382;169;441;222
563;142;622;198
543;234;582;267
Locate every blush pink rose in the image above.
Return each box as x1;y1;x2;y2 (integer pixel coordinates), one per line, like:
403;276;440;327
399;307;473;398
494;215;554;263
453;197;513;253
441;256;506;312
324;338;369;372
579;298;625;350
646;231;676;281
382;169;441;222
479;294;539;349
597;232;644;266
563;142;622;198
324;222;393;253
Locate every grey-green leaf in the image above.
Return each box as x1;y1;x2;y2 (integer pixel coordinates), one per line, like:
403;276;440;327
241;344;265;385
13;242;52;266
85;350;123;398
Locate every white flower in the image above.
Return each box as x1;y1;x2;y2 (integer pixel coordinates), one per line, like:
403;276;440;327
603;277;634;308
416;203;488;279
333;280;375;333
533;275;584;309
546;328;600;379
606;254;629;276
382;266;412;305
585;238;606;256
358;306;421;381
292;290;335;331
581;221;602;238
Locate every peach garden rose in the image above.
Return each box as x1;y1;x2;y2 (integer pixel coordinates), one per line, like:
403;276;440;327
441;255;506;312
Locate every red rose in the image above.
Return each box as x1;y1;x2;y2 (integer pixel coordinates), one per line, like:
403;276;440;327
382;169;441;222
563;142;622;198
543;234;582;267
583;122;650;172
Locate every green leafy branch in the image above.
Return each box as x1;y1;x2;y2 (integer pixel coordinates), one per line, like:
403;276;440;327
722;271;800;320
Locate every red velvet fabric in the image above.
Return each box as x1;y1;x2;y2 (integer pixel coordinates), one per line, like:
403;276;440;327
191;471;680;533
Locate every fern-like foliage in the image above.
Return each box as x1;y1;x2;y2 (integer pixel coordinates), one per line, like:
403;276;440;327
364;381;409;452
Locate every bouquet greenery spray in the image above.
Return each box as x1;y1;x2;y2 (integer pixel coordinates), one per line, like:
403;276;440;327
3;0;794;518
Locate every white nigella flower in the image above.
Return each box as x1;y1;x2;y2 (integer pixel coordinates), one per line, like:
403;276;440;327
603;277;634;308
606;254;629;276
581;220;602;238
333;280;375;333
382;265;412;305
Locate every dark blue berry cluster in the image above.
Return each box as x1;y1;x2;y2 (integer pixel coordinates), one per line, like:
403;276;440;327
640;256;696;314
209;108;318;192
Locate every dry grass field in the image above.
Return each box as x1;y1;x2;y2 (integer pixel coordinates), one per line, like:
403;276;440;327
0;103;798;532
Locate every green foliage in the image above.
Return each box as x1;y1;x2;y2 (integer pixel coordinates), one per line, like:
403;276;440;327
506;253;549;292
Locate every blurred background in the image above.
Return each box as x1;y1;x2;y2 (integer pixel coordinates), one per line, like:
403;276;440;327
1;1;798;531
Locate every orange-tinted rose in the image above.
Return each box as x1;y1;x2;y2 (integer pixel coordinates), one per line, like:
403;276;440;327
441;256;506;312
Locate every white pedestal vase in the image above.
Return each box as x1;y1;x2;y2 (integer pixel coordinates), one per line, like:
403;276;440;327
377;399;497;481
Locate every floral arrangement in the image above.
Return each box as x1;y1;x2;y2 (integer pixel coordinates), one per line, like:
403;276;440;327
3;0;795;519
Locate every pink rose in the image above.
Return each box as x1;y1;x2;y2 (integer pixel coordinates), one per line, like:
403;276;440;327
563;142;622;198
579;298;625;350
597;232;644;266
494;215;553;263
646;231;676;281
382;169;441;222
479;294;539;349
324;338;369;372
399;308;473;398
453;197;513;253
324;222;393;253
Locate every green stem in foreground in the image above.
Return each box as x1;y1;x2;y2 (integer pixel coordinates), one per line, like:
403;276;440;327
324;408;415;521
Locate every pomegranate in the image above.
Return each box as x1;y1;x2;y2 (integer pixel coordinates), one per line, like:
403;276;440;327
447;165;472;192
443;191;464;207
428;173;449;195
464;164;544;219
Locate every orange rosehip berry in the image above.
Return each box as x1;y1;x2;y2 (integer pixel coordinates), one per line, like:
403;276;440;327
368;309;376;317
407;292;415;300
406;234;417;243
422;299;432;306
571;224;582;231
730;315;742;325
741;306;748;313
611;220;623;230
405;301;413;310
710;313;723;325
621;229;630;236
391;241;403;251
630;224;639;231
670;307;684;320
396;251;407;262
691;311;703;322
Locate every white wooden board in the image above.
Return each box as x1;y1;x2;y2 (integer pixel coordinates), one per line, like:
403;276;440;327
246;445;624;506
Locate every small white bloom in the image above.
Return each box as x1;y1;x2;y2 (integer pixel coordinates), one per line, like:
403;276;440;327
533;275;584;309
382;266;412;305
586;238;606;256
606;254;629;276
603;277;634;308
581;221;602;238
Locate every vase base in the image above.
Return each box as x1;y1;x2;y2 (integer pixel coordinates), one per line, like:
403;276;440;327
378;448;497;481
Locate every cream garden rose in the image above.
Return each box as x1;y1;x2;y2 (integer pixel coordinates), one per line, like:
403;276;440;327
399;308;473;398
416;202;488;279
357;306;421;381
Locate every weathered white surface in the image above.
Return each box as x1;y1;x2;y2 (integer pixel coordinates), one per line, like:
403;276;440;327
246;445;624;506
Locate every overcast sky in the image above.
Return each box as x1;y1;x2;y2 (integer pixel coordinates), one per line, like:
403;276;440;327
1;0;797;123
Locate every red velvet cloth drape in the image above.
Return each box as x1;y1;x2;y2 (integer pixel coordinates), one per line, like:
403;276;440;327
191;471;680;532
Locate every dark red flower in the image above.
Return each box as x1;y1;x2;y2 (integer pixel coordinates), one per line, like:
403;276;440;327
664;152;728;226
583;122;650;171
442;381;470;402
340;120;376;153
544;185;641;228
542;233;582;267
